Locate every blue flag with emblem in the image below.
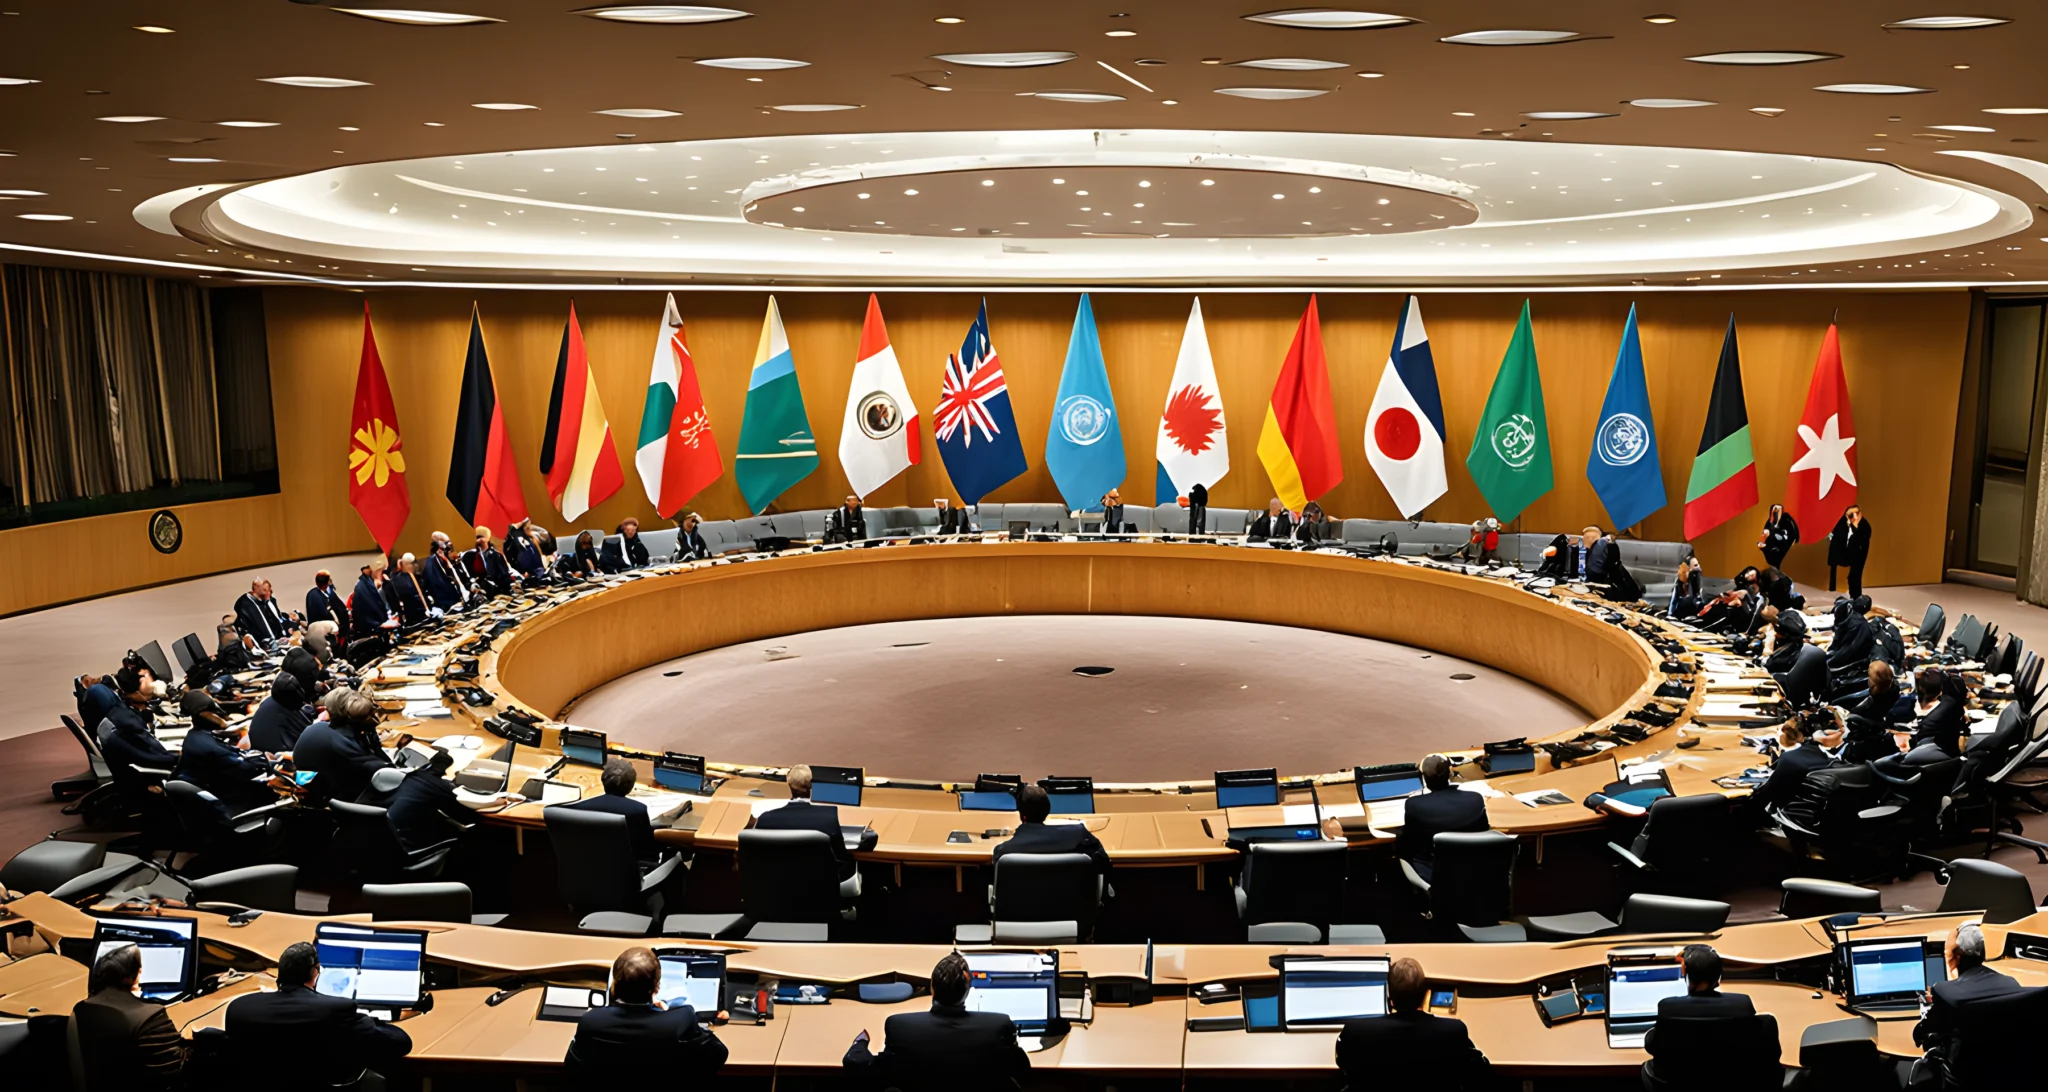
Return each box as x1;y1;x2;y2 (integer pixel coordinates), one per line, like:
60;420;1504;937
1587;304;1666;531
1044;295;1126;511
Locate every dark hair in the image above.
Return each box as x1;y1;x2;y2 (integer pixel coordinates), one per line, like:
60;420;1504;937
930;951;970;1006
315;570;332;588
1386;957;1427;1012
600;757;637;797
1420;754;1452;792
280;941;320;988
612;947;660;1005
1681;944;1721;992
427;748;455;774
576;530;595;552
90;943;142;994
115;667;145;697
1017;783;1050;824
1915;667;1945;703
1790;707;1834;743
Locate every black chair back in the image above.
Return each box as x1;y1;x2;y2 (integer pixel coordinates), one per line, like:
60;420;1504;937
1429;831;1516;927
1936;858;2037;924
1634;794;1730;872
0;840;105;896
1238;841;1346;927
59;715;110;779
1619;893;1729;934
1949;985;2048;1089
738;828;844;924
991;853;1100;931
360;881;473;922
544;807;653;917
162;779;224;851
1917;603;1945;648
1643;1012;1781;1091
187;864;298;912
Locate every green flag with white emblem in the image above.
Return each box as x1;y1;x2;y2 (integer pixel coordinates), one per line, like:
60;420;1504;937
1464;300;1554;522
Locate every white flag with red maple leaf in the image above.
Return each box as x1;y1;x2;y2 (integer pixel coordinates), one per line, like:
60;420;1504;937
1154;298;1230;501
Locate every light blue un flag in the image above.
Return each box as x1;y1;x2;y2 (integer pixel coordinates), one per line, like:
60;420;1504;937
1044;295;1126;511
1587;304;1666;531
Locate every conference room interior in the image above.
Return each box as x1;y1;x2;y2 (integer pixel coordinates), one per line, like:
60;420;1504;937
7;2;2048;1089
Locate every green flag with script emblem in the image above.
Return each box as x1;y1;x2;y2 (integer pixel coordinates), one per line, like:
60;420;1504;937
1464;300;1554;522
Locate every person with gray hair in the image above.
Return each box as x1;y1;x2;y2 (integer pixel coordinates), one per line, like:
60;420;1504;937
1910;921;2024;1087
291;687;397;803
71;943;185;1090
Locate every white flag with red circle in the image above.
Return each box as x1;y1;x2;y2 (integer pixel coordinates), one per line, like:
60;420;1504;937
1364;295;1449;519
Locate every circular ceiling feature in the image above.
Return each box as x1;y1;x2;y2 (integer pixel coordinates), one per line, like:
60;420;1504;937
770;103;860;111
741;165;1479;239
17;213;72;221
1629;98;1716;108
1243;10;1417;29
1984;107;2048;114
1686;51;1839;65
1440;29;1582;46
1233;58;1350;71
216;120;282;127
573;5;751;23
0;189;48;197
1523;111;1617;120
1881;15;2010;29
260;76;372;88
1815;83;1934;94
1032;91;1125;103
0;78;40;86
471;102;538;110
695;56;808;71
333;8;506;25
1214;87;1331;100
97;116;167;124
931;51;1076;67
1929;124;1994;132
595;108;682;118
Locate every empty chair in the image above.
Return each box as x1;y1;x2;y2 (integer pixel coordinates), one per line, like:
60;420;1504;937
1610;794;1730;892
1525;893;1730;941
1404;831;1523;942
732;827;852;942
186;863;298;912
1935;858;2038;925
359;881;507;925
544;806;687;936
1794;1017;1888;1092
51;714;111;803
1233;841;1348;942
1;839;106;895
162;779;287;874
1778;878;1883;920
1916;603;1946;648
327;796;456;883
954;852;1103;945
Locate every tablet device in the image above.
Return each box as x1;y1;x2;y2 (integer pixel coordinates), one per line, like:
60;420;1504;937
1040;776;1094;815
959;790;1018;812
652;949;726;1015
654;751;709;795
1355;763;1424;802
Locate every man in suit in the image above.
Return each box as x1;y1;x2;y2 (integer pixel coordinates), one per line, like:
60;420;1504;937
304;571;351;636
996;783;1112;880
234;580;285;648
1643;944;1777;1091
567;947;728;1079
1396;755;1490;882
826;496;868;543
674;512;712;561
1187;482;1209;536
249;672;314;753
420;532;473;609
98;668;177;799
1740;707;1840;826
385;553;433;627
176;721;277;817
292;688;395;804
461;525;514;597
844;951;1031;1090
1765;610;1830;708
505;518;549;583
1336;957;1489;1091
1248;497;1294;541
350;558;396;642
386;748;474;854
564;757;662;867
224;940;412;1086
600;517;653;572
755;764;857;882
935;498;973;536
1099;488;1127;533
1909;923;2023;1089
71;943;184;1091
74;672;121;733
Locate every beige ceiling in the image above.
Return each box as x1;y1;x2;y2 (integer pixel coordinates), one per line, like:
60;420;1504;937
0;1;2044;289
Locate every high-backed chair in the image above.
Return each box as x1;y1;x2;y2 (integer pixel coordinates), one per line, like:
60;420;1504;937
2;839;106;896
1915;603;1946;649
1794;1017;1889;1092
1943;985;2048;1089
734;827;851;942
954;852;1103;945
186;864;298;913
162;780;288;874
1641;1012;1782;1092
359;881;508;925
1778;878;1883;920
1525;893;1730;941
328;797;456;884
1935;858;2038;924
51;715;111;803
1610;794;1730;892
543;806;687;936
1234;841;1345;937
1405;831;1524;942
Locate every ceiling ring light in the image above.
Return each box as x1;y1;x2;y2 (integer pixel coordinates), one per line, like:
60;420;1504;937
596;108;682;118
1233;58;1350;70
1628;98;1716;108
771;103;860;112
1523;111;1616;120
932;52;1076;67
1815;83;1934;94
332;8;506;25
1031;91;1126;103
260;76;372;88
574;5;751;23
1214;87;1332;100
696;57;808;70
1440;29;1583;46
1881;15;2011;29
1242;10;1417;29
1685;51;1840;65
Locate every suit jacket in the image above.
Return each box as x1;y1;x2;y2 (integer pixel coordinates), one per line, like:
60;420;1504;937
249;695;313;753
827;506;868;541
350;575;391;638
99;705;177;794
1828;516;1872;567
176;727;275;815
72;986;184;1092
234;593;282;645
460;545;513;595
994;819;1112;876
224;982;412;1086
936;507;972;536
1761;514;1799;562
76;678;121;733
1644;991;1775;1091
304;586;350;633
505;528;546;578
1745;740;1835;822
675;529;712;561
386;571;430;627
600;533;651;573
1101;503;1127;532
1767;642;1829;707
565;792;661;865
1915;965;2021;1052
420;551;471;608
843;1002;1031;1091
1395;787;1490;877
293;720;393;803
1909;696;1966;757
566;1002;727;1080
1336;1011;1489;1092
386;767;471;853
756;798;856;880
1248;511;1294;540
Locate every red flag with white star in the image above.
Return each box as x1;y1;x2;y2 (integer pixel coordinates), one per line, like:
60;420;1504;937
1785;323;1857;540
348;302;410;553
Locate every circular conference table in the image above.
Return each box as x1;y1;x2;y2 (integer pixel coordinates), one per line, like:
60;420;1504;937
387;539;1777;876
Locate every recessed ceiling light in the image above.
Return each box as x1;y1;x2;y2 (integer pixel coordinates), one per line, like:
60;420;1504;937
0;77;40;85
1523;110;1616;119
1451;110;1475;116
1440;29;1582;46
903;188;918;195
772;103;861;111
1629;98;1715;108
1643;13;1678;23
1881;15;2010;29
424;121;445;126
96;115;166;123
1357;71;1384;78
1214;86;1331;99
1272;193;1285;199
472;102;538;110
1135;58;1167;65
1200;178;1215;185
1242;10;1417;29
1984;107;2048;114
0;189;46;196
934;15;963;23
595;108;681;118
1930;123;1995;131
166;157;221;163
133;25;174;33
1031;90;1125;102
928;85;952;91
1233;57;1349;70
260;76;373;87
216;119;281;127
1750;106;1787;115
931;51;1076;67
1687;51;1839;65
1104;29;1137;37
339;125;361;131
333;8;505;25
696;57;809;70
1815;83;1934;94
575;5;752;23
16;213;71;220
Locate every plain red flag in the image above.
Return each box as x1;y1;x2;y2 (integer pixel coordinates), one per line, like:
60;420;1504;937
347;302;410;553
1784;324;1858;540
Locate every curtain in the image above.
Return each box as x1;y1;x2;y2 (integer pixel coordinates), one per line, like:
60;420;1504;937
210;287;278;480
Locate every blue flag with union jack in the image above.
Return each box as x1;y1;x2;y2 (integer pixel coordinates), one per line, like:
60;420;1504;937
935;299;1028;505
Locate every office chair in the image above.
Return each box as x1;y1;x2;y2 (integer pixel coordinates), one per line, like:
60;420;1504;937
1777;878;1882;920
1915;603;1945;649
1940;702;2048;865
358;881;508;925
50;715;111;803
730;827;852;942
1640;1012;1782;1092
186;863;298;913
954;852;1103;945
161;780;289;875
1934;858;2038;924
2;840;107;896
1768;764;1911;884
1524;893;1730;941
1608;794;1730;893
543;806;688;936
1789;1016;1887;1092
1403;831;1524;942
1229;841;1383;943
1939;985;2048;1090
327;797;458;884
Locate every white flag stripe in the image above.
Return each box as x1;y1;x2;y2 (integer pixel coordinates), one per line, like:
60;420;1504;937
1154;298;1230;495
838;311;921;498
1363;295;1449;519
634;293;683;509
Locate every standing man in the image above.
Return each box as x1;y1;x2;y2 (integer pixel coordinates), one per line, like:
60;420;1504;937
844;951;1031;1089
224;940;412;1086
1759;504;1798;569
566;947;728;1079
1828;505;1872;597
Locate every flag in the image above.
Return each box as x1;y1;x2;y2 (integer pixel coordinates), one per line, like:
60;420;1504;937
634;293;722;519
538;302;625;522
346;302;409;553
734;295;818;513
1257;296;1344;511
1785;323;1858;540
837;294;921;498
1586;304;1666;530
1154;298;1228;500
1044;294;1126;510
1682;315;1759;540
1364;295;1447;518
1465;300;1554;522
445;306;529;532
934;299;1027;505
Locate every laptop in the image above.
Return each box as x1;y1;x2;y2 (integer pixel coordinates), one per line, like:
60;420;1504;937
559;727;607;768
455;740;519;793
810;764;864;807
313;922;428;1015
653;751;713;796
92;914;197;1002
1354;763;1425;802
1039;776;1095;815
1839;936;1943;1016
652;948;727;1014
964;949;1058;1041
1276;956;1391;1028
1605;949;1688;1048
1215;767;1281;809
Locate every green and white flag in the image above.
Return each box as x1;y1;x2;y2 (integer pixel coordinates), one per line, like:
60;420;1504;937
734;296;818;513
1465;300;1554;522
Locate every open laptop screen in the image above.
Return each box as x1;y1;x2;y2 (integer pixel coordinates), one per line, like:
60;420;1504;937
1355;763;1425;802
559;727;607;768
653;950;726;1014
1214;768;1280;809
1844;939;1928;1005
314;923;428;1009
92;914;197;1001
1279;957;1390;1027
964;949;1057;1034
1606;958;1686;1023
810;765;864;807
654;752;707;794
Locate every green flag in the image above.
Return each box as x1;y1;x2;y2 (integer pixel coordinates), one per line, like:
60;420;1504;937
735;296;818;513
1465;300;1554;522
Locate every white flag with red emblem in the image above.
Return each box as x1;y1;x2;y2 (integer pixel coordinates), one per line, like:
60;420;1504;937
1154;298;1229;500
1364;295;1448;518
1785;323;1858;539
838;294;921;499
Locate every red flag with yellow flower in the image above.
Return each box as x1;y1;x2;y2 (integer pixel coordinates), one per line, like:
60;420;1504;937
348;302;410;553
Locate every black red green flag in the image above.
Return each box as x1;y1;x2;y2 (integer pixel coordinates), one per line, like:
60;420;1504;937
1682;315;1758;540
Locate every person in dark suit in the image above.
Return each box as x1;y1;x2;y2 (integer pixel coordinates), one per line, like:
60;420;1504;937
249;672;314;753
1759;566;1805;613
1759;504;1798;569
75;672;122;733
385;553;433;627
176;722;277;817
1765;611;1829;708
1099;488;1128;534
1187;482;1209;536
1880;667;1967;769
826;496;868;543
224;940;411;1087
995;783;1112;878
461;525;514;596
1828;505;1872;598
755;764;857;882
1396;755;1490;882
1666;557;1706;620
600;517;652;572
556;531;603;581
304;570;351;636
505;518;549;582
1643;945;1774;1091
420;532;474;609
98;669;177;799
844;951;1031;1091
386;749;473;854
1335;957;1489;1092
1294;501;1335;545
1248;498;1294;541
350;558;394;641
292;689;394;804
1846;659;1903;725
234;580;286;648
72;943;184;1091
567;947;727;1079
674;512;712;561
934;498;972;536
1909;923;2023;1089
1741;708;1839;826
564;757;662;866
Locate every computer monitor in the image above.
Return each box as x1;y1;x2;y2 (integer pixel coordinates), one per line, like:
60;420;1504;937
960;790;1018;812
1214;768;1281;809
174;632;208;673
652;949;726;1014
92;914;197;1001
975;773;1023;793
1039;776;1094;815
1355;763;1425;802
134;640;174;680
963;949;1058;1035
1277;956;1390;1027
810;765;864;807
559;727;607;768
1605;953;1688;1025
313;923;428;1010
1841;938;1934;1008
654;751;708;795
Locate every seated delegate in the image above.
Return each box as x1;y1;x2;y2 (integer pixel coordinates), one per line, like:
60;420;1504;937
1763;611;1828;708
995;783;1112;879
72;943;184;1091
1642;944;1776;1091
843;951;1031;1091
600;517;652;572
563;757;664;867
1908;923;2023;1089
386;748;474;853
249;672;314;753
1739;707;1839;827
566;947;728;1079
754;764;857;882
1247;498;1293;541
1336;956;1489;1091
225;940;412;1086
1395;754;1490;882
292;688;396;803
